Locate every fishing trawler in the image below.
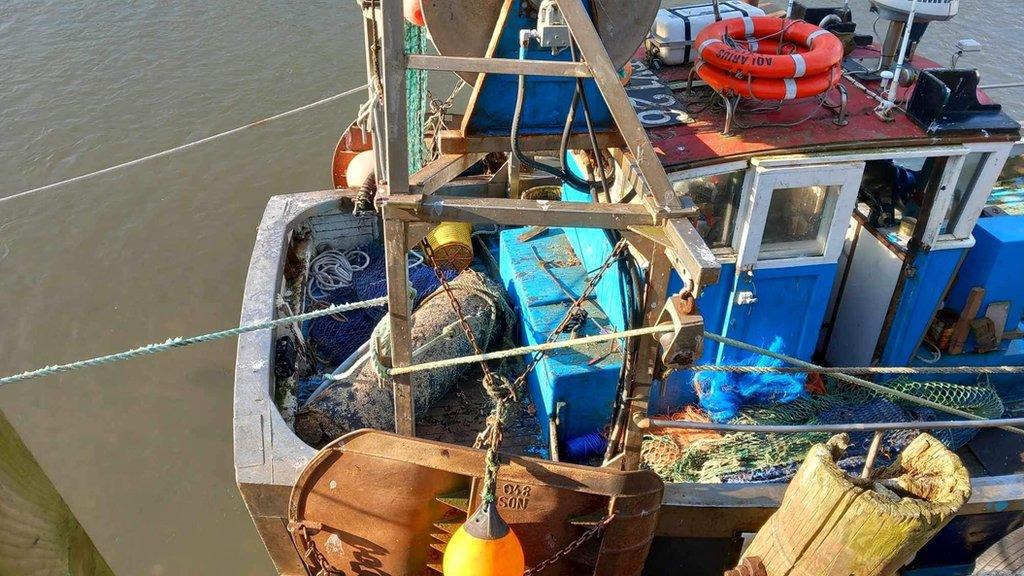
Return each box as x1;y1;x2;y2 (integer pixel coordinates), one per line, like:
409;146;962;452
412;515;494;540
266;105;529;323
234;0;1024;574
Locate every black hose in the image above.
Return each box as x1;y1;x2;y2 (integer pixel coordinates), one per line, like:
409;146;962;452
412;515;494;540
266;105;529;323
512;44;598;191
512;68;584;186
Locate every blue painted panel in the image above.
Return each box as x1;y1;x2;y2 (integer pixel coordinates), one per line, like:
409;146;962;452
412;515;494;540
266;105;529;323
723;264;837;363
947;215;1024;348
498;228;622;445
881;248;967;366
561;155;629;332
463;0;613;136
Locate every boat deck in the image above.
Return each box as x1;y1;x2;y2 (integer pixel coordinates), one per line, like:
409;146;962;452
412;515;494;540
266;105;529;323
959;401;1024;477
644;47;1008;171
417;365;547;457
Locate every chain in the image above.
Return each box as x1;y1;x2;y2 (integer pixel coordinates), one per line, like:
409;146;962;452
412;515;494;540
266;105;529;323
420;243;512;404
424;81;465;161
523;514;616;575
475;240;631;446
294;524;339;576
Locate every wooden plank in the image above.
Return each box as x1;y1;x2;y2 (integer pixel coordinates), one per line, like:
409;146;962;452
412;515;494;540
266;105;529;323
0;410;113;576
379;0;409;194
383;218;415;436
407;54;592;77
409;153;486;196
949;287;985;355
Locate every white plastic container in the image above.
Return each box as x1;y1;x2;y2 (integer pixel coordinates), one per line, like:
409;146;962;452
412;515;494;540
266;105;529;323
647;2;766;66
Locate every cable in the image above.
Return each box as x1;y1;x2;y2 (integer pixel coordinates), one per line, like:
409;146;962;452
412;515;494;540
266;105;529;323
2;84;369;205
511;42;599;191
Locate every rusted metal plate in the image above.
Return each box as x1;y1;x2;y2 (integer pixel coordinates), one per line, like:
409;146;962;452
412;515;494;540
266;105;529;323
421;0;659;84
288;430;663;576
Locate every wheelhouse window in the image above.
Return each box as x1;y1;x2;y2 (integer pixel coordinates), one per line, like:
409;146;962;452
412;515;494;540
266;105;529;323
675;169;744;250
760;184;841;259
941;151;991;234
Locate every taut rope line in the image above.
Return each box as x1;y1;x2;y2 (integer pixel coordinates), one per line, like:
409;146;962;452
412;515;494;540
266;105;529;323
1;84;369;205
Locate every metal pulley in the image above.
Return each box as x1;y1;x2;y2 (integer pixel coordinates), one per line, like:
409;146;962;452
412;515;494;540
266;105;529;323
656;293;704;369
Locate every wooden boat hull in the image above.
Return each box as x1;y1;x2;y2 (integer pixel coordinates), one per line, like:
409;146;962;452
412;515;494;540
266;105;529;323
235;191;1024;576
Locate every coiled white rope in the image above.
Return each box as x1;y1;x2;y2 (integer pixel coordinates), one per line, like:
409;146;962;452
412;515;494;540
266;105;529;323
309;249;371;294
1;84;369;205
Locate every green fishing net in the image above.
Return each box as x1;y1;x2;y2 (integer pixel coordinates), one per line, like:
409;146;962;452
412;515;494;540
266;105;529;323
642;376;1004;483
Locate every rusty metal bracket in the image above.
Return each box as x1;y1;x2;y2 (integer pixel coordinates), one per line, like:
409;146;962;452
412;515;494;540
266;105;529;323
656;293;704;370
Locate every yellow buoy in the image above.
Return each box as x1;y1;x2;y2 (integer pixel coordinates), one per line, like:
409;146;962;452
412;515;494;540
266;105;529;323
443;501;525;576
426;221;474;271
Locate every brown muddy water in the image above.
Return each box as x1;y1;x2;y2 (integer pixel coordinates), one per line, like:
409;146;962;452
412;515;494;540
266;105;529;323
0;1;1021;575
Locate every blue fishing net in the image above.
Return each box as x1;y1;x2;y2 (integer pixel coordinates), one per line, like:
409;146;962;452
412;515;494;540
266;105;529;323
304;247;457;370
296;376;326;407
697;336;807;422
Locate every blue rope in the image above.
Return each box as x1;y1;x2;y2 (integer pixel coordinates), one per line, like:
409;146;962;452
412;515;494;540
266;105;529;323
0;297;388;388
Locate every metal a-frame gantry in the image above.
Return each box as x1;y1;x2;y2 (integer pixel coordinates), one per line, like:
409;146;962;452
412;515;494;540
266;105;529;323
364;0;721;470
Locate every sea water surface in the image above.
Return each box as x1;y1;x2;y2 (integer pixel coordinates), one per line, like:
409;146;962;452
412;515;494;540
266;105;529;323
0;1;1021;575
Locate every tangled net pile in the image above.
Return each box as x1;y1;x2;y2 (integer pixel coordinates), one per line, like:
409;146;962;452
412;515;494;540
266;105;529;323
303;245;456;369
642;376;1004;483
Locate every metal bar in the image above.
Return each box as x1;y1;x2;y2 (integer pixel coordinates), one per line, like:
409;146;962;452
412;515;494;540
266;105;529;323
662;218;722;290
557;0;683;217
385;194;664;228
379;0;409;195
407;54;592;77
980;81;1024;90
638;416;1024;434
438;129;624;155
708;330;1024;436
383;218;415;436
620;250;673;470
409;153;486;196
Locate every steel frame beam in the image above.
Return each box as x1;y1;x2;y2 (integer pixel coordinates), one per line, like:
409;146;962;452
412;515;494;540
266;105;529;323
371;0;719;461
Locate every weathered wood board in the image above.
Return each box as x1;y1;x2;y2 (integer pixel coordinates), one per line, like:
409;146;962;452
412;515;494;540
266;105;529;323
0;410;113;576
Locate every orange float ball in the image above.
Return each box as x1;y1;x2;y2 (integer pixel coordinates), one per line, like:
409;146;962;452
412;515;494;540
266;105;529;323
443;503;525;576
404;0;425;26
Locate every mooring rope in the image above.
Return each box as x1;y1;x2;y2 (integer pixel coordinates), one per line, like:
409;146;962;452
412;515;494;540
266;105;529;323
1;84;369;204
0;297;387;388
2;292;1023;437
704;331;1024;437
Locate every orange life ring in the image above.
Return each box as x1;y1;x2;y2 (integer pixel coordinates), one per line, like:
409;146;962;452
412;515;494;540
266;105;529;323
695;60;841;100
694;17;843;79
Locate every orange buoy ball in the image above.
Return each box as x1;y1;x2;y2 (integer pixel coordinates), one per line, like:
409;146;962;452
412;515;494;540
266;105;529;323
346;150;376;189
443;502;525;576
404;0;425;26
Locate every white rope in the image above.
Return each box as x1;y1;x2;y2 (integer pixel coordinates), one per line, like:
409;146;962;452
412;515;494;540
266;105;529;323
1;84;369;205
309;249;371;294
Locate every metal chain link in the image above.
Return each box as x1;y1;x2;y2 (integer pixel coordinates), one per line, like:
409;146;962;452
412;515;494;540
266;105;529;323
523;514;616;575
420;243;510;404
476;239;631;447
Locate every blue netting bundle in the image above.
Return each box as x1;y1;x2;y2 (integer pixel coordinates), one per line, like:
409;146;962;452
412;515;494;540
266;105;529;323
304;247;457;369
698;337;807;422
296;376;327;407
